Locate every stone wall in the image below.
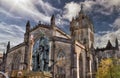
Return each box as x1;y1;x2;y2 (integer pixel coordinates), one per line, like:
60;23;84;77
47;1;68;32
6;44;25;76
53;41;71;78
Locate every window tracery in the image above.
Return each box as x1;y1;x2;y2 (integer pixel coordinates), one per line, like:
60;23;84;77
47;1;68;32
56;50;66;78
57;50;65;61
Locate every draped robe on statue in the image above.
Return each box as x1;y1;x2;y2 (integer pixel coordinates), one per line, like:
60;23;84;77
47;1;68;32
32;36;49;72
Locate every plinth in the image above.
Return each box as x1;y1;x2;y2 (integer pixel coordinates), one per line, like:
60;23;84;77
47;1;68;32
10;70;52;78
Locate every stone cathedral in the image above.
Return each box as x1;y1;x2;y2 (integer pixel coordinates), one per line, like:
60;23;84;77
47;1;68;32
1;9;95;78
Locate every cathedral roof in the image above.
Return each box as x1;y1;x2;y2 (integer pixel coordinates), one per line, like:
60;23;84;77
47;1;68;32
9;42;25;52
95;40;118;52
106;40;113;49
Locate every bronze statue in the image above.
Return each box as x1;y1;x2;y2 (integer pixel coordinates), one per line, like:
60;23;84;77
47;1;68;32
32;34;49;72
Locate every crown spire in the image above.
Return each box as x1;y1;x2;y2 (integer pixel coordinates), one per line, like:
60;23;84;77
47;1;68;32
79;3;84;14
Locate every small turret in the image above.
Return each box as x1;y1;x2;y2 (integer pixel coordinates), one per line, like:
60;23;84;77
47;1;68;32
115;38;119;50
24;21;30;43
70;17;75;31
26;20;30;33
6;41;10;54
51;15;55;26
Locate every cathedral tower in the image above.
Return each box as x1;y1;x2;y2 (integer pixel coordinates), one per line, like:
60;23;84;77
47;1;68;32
51;14;55;26
70;5;94;50
70;5;94;78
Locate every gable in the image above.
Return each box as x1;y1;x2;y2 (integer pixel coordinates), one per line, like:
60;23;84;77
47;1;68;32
55;28;71;39
30;26;52;41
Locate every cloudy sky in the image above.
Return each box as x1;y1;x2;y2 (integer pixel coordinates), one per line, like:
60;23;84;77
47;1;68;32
0;0;120;53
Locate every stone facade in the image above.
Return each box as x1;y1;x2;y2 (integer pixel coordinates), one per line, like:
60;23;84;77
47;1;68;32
70;8;95;78
1;9;95;78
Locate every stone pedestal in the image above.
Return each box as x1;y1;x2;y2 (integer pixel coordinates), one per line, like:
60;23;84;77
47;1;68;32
11;70;52;78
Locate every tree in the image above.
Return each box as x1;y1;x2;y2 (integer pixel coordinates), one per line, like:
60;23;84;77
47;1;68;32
110;58;120;78
96;58;120;78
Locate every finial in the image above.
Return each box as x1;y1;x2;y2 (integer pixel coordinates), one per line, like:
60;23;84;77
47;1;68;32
6;41;10;54
51;14;55;25
26;20;30;27
51;15;55;20
7;41;10;48
26;20;30;32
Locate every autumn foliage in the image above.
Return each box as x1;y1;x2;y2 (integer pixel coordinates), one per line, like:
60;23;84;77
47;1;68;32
96;58;120;78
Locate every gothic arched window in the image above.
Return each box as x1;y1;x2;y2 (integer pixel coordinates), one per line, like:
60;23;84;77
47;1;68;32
57;50;66;66
57;51;65;60
56;50;66;78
